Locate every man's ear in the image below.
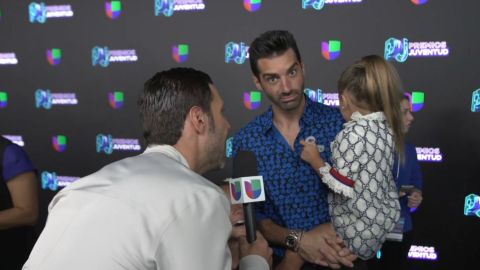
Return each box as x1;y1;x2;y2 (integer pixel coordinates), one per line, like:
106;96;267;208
188;106;207;134
301;62;306;77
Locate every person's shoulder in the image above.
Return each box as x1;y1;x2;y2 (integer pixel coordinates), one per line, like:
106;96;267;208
2;143;35;174
4;143;27;157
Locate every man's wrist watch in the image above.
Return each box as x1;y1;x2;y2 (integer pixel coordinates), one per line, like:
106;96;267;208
285;230;303;252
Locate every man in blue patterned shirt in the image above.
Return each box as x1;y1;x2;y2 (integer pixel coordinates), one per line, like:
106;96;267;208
232;30;357;269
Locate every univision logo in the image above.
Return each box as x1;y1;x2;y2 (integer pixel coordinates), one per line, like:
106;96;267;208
322;40;341;60
109;91;124;109
411;0;428;5
245;179;262;199
0;91;8;108
172;44;189;63
244;0;261;12
52;135;67;152
230;181;242;201
244;91;261;110
46;48;61;66
105;0;122;19
405;92;425;112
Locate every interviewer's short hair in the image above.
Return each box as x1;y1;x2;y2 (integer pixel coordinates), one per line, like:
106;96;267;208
138;67;213;146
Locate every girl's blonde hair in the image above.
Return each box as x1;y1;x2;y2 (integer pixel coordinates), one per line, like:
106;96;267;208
338;55;405;160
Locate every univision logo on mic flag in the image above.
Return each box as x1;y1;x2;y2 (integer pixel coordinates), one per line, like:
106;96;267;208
229;176;265;204
105;1;122;19
47;48;61;66
52;135;67;152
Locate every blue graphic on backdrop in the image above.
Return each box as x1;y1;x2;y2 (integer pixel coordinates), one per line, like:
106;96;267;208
472;89;480;112
155;0;175;16
35;89;53;109
41;171;58;191
464;194;480;217
92;46;111;67
29;2;47;23
96;134;114;154
385;38;409;62
302;0;325;10
225;42;249;64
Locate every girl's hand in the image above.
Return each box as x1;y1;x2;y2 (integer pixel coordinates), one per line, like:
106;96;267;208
300;140;325;168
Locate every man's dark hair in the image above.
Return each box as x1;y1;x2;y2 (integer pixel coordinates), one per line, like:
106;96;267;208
138;67;213;146
249;30;302;79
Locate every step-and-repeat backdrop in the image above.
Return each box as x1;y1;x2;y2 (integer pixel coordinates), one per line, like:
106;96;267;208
1;1;478;268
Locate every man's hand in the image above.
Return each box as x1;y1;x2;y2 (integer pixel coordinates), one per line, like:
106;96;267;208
297;223;356;268
239;231;273;267
407;190;423;208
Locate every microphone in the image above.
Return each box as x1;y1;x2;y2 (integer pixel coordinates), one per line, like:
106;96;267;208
230;150;265;243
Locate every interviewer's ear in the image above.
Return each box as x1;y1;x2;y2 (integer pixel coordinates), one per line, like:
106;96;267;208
188;106;208;134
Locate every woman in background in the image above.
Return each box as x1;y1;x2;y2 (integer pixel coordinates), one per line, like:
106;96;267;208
367;95;424;270
0;136;39;270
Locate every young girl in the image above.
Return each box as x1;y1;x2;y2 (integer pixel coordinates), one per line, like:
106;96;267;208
277;55;404;270
308;54;404;258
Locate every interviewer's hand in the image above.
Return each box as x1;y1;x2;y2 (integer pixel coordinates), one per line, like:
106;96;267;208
239;231;273;267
